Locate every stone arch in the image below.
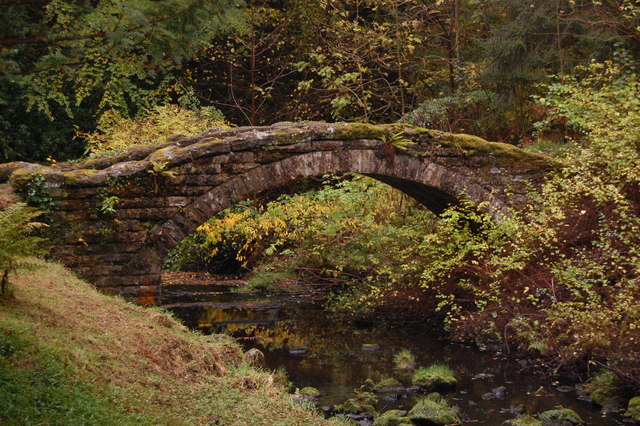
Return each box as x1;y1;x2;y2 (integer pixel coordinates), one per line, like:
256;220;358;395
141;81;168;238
143;149;505;277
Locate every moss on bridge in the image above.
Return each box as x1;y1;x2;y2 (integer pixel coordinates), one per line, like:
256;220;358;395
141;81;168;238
1;122;560;192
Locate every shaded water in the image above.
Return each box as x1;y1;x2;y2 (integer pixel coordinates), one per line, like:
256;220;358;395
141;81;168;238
162;283;622;424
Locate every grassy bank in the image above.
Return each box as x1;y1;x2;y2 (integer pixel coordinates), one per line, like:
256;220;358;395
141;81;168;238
0;259;329;425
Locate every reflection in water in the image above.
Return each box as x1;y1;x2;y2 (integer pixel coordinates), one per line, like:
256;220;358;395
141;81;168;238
163;285;622;424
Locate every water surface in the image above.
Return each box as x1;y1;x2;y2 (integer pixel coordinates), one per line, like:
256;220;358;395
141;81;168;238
162;283;622;424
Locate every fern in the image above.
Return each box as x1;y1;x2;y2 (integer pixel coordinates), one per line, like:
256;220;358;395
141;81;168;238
0;203;48;296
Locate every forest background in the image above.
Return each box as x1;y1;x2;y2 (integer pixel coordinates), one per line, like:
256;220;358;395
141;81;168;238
2;0;640;397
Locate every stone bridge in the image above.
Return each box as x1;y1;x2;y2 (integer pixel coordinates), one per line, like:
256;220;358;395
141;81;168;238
0;122;557;304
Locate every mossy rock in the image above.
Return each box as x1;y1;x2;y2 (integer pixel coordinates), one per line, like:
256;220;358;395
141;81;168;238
393;349;416;370
297;386;321;400
538;408;584;425
411;364;457;392
624;396;640;422
372;409;411;426
336;391;378;415
584;370;627;407
502;415;543;426
408;397;461;425
9;166;47;191
373;377;403;393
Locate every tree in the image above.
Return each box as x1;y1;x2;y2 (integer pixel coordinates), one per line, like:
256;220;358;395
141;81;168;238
183;0;304;125
0;0;243;161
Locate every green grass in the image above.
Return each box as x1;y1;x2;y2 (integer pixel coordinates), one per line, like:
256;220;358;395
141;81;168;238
0;324;148;425
0;259;330;425
393;349;416;370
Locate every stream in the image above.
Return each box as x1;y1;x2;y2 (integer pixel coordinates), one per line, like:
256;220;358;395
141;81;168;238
161;281;624;424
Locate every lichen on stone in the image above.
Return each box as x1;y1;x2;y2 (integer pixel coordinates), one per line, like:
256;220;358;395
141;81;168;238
63;168;106;187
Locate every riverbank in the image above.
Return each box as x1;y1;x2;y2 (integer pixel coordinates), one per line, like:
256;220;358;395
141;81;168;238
162;270;640;423
160;272;634;425
0;260;330;425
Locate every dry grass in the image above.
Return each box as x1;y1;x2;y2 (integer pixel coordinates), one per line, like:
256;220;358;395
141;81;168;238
1;259;330;425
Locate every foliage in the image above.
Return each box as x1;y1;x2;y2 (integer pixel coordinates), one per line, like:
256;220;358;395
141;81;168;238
22;173;56;213
402;62;640;384
167;175;438;286
0;0;241;161
303;62;640;389
97;195;120;216
523;138;579;159
85;104;228;157
0;203;47;296
403;89;503;135
179;0;631;141
3;0;639;160
289;0;428;122
534;60;640;196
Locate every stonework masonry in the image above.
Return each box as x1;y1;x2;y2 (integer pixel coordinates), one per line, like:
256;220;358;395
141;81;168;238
0;122;559;304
